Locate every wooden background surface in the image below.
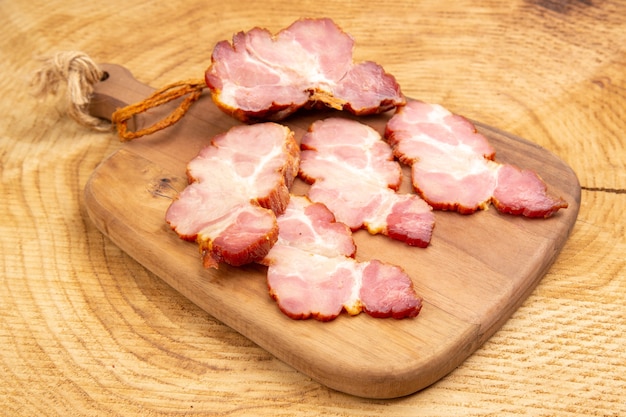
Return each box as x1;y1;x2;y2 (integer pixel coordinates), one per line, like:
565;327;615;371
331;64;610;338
1;0;624;415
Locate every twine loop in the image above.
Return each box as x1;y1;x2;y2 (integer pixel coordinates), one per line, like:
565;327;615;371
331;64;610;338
111;78;205;141
31;51;206;141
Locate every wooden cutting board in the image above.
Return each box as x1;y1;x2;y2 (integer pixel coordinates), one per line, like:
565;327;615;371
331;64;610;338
84;64;580;399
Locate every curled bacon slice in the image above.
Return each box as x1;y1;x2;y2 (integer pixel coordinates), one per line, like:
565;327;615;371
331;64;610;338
299;117;434;247
385;100;568;218
165;123;299;268
261;196;422;321
205;18;405;122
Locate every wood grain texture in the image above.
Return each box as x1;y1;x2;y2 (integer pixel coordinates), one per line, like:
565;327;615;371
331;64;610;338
1;0;625;414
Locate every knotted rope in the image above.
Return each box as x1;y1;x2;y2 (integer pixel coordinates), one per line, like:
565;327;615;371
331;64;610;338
31;51;112;132
31;51;205;141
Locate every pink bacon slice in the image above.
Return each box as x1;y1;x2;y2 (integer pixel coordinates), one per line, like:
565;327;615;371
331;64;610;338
261;196;422;321
165;122;299;268
205;18;405;122
385;100;568;218
299;117;434;247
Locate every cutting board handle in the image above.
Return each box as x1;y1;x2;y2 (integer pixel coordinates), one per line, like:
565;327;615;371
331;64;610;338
90;64;207;141
88;64;150;123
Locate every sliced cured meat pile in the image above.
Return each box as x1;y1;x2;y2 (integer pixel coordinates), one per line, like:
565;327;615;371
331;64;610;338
205;18;405;122
165;122;299;268
261;195;422;321
385;100;569;217
298;117;435;247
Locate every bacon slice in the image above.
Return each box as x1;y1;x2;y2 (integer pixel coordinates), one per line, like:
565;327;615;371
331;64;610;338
299;117;434;247
261;196;422;321
165;123;299;268
385;100;568;217
205;18;405;122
